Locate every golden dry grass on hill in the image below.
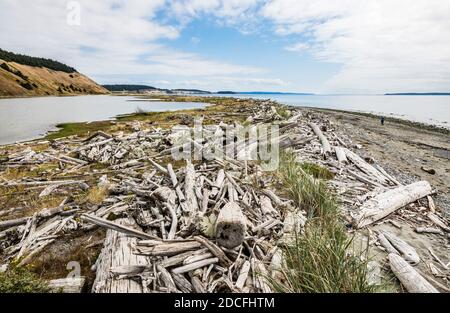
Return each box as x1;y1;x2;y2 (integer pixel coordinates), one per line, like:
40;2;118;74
0;59;107;97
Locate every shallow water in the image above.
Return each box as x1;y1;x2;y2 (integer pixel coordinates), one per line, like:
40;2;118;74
207;94;450;129
0;95;206;145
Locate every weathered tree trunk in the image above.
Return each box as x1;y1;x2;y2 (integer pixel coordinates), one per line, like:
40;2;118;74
0;216;29;230
354;181;432;228
184;161;199;213
215;202;246;249
81;213;159;240
381;231;420;265
92;218;151;293
167;163;185;202
342;148;390;185
427;212;450;232
388;253;438;293
134;241;202;257
334;146;348;164
235;260;251;290
308;122;331;157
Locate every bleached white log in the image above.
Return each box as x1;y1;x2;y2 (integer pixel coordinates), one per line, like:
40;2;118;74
308;122;331;156
235;260;251;290
342;148;390;185
353;181;433;228
215;202;246;249
334;146;348;164
414;227;443;235
377;232;399;255
254;259;272;293
381;231;420;265
0;216;29;230
279;209;306;244
156;264;178;292
134;241;202;256
81;213;159;240
172;257;218;274
427;212;450;232
388;253;438;293
92;218;150;293
184;161;199;212
211;169;225;196
427;196;436;213
167;163;185;202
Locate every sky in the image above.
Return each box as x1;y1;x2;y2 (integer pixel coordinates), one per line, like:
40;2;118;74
1;0;450;93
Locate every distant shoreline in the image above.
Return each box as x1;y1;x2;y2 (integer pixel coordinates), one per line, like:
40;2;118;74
304;106;450;135
385;92;450;96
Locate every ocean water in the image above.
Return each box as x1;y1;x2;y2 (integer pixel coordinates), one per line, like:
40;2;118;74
207;94;450;129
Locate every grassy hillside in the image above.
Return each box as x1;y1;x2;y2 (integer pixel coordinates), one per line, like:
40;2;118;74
0;49;107;97
0;60;107;97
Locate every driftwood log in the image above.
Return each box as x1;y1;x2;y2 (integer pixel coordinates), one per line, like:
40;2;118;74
354;181;432;228
215;202;246;249
388;253;438;293
92;218;150;293
308;122;331;157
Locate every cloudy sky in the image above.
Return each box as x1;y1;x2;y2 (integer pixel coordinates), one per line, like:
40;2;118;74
1;0;449;93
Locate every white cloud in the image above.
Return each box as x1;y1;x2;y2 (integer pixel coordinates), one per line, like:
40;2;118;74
172;76;288;91
0;0;263;85
285;42;309;53
2;0;449;92
262;0;450;92
148;80;171;85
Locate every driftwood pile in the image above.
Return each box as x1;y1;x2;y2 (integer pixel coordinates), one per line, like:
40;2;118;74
285;110;449;293
84;159;306;293
0;100;449;293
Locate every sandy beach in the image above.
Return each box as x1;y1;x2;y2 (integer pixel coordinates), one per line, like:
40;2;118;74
315;108;450;213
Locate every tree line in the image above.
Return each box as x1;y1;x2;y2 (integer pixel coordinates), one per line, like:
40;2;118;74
0;48;76;73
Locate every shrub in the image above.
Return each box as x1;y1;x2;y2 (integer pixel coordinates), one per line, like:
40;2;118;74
0;263;50;293
20;81;33;90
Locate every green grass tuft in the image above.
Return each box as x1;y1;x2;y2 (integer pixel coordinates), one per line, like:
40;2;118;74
269;150;376;293
45;121;112;140
300;162;334;180
276;106;292;119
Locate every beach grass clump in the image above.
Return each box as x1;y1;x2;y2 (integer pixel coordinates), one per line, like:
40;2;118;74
277;151;336;219
0;262;50;293
276;106;292;119
300;162;334;180
270;150;375;293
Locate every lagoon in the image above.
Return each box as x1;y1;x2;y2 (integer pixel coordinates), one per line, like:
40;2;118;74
0;95;206;145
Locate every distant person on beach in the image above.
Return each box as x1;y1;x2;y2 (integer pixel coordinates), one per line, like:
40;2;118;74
380;116;385;125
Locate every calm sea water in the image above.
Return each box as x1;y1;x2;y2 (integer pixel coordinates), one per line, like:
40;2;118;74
0;95;206;145
208;94;450;129
0;94;448;145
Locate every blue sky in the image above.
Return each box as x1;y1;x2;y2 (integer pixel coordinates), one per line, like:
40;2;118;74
1;0;449;93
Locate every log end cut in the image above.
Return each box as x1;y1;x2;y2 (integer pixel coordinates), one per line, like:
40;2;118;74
215;202;246;249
